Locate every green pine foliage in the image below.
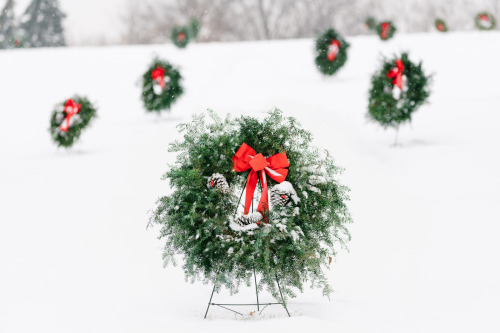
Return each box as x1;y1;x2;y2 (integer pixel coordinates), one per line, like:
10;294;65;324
19;0;65;48
368;53;431;129
365;17;376;30
141;58;183;113
475;12;496;30
149;110;352;299
49;96;97;148
314;28;350;76
189;17;200;40
170;26;190;48
376;21;396;41
435;18;448;32
0;0;16;49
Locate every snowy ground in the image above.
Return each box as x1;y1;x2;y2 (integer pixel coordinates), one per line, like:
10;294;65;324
1;31;500;333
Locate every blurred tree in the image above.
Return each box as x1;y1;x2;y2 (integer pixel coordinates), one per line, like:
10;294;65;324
189;17;200;40
0;0;16;48
120;0;145;44
19;0;65;48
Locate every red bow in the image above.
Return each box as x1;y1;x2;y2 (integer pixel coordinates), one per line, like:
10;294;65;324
151;65;166;89
232;143;289;220
479;14;489;22
387;59;404;90
178;32;186;42
380;22;390;39
437;23;444;31
327;39;341;62
59;99;81;132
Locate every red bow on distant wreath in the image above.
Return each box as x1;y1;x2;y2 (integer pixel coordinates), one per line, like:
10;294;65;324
178;32;186;42
59;99;81;132
327;39;341;62
151;65;166;89
380;22;390;39
233;143;289;218
387;59;404;89
479;14;489;22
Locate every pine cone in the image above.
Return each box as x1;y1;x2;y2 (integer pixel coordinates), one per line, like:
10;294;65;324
270;187;291;207
235;212;263;226
207;173;230;194
270;181;298;207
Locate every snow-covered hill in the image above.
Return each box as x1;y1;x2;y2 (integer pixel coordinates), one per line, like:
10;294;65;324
1;31;500;333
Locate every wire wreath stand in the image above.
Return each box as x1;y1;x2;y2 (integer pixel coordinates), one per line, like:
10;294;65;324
204;179;291;318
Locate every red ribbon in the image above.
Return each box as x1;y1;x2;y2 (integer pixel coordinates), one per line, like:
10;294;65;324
59;99;81;132
327;39;341;62
380;22;390;39
232;143;289;220
437;23;444;31
151;65;166;89
387;59;404;90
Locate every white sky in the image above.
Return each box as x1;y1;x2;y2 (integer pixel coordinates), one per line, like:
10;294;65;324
12;0;125;44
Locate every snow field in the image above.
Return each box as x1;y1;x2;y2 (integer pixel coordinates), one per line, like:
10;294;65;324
1;31;500;332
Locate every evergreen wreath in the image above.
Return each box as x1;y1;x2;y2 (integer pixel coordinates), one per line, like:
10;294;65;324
314;28;350;76
435;18;448;32
376;21;396;41
368;53;431;129
141;58;183;113
364;17;376;30
149;110;352;300
12;37;24;48
171;26;190;48
49;96;97;148
475;12;496;30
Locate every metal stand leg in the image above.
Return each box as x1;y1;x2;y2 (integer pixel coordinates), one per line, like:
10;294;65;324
204;285;216;319
275;273;291;317
253;266;260;311
202;278;290;318
394;125;400;147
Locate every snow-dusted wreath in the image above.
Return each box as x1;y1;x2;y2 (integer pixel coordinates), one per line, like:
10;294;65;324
376;20;396;41
314;28;350;76
368;53;431;129
475;12;496;31
141;58;183;113
49;96;97;148
170;26;190;48
149;110;352;299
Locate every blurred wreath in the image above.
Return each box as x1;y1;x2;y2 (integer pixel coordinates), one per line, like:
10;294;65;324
368;53;431;131
376;21;396;41
49;96;97;148
141;58;183;113
475;12;496;31
314;28;350;76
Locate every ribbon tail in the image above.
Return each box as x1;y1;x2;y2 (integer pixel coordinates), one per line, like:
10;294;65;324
60;117;70;132
395;74;402;89
256;171;269;215
244;170;258;215
381;25;388;39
